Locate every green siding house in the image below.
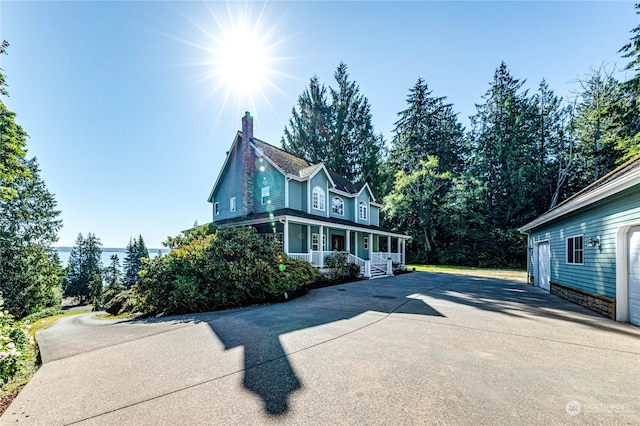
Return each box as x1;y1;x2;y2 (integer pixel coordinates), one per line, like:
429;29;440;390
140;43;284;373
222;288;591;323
208;112;410;278
519;157;640;326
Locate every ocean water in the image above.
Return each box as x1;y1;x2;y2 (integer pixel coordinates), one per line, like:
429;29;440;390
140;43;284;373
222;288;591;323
55;248;170;268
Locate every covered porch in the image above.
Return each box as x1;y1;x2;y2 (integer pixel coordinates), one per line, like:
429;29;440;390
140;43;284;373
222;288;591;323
253;214;409;279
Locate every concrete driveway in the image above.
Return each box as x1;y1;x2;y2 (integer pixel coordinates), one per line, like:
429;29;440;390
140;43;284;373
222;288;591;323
2;272;639;425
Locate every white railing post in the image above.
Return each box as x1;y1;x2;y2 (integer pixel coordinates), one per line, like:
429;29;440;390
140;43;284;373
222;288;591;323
364;260;371;278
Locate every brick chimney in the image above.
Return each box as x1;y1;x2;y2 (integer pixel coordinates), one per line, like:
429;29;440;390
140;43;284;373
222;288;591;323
241;112;254;216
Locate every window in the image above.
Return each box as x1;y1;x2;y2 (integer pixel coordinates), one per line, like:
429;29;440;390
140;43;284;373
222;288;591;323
364;236;369;250
332;197;344;215
312;186;325;210
322;234;326;251
567;235;584;264
214;202;220;216
230;196;236;212
359;201;368;221
312;233;319;251
261;186;270;205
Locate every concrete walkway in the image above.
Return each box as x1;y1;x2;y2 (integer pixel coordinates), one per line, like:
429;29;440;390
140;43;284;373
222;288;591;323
2;272;639;425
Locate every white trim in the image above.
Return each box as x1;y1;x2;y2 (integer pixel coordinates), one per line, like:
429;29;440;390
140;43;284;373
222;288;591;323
328;187;355;198
533;239;550;290
359;201;368;221
249;141;288;177
331;196;345;216
285;177;290;208
216;214;411;240
261;186;270;205
370;201;384;208
208;132;242;202
566;234;584;265
616;223;640;322
312;186;326;211
519;167;640;232
357;182;377;203
326;180;330;218
308;163;337;188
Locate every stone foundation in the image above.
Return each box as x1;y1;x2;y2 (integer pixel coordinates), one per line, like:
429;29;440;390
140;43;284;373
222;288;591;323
550;281;616;320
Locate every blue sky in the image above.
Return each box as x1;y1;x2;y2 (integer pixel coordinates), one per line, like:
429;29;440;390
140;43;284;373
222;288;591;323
0;1;636;248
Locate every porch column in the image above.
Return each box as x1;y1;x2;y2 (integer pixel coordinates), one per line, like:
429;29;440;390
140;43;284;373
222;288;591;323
283;218;289;255
319;224;324;267
355;232;358;258
402;239;406;264
397;238;401;256
307;225;311;253
346;230;351;254
387;236;391;258
369;232;373;260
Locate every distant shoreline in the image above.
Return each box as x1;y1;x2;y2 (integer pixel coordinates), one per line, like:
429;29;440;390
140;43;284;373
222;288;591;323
53;247;170;253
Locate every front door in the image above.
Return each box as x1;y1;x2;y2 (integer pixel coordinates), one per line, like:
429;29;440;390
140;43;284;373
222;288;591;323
628;227;640;326
536;241;550;291
332;235;345;251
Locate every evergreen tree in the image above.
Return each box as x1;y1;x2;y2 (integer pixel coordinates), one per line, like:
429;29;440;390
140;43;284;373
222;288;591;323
0;43;63;318
469;63;539;266
615;4;640;163
282;63;386;195
384;78;465;263
388;78;465;175
0;41;31;201
569;67;620;192
103;254;123;290
123;235;148;288
63;233;103;303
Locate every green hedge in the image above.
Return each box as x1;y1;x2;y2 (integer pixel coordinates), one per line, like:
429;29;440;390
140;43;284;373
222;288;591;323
134;227;319;315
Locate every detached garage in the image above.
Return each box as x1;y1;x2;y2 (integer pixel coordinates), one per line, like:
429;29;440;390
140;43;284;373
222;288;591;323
519;156;640;326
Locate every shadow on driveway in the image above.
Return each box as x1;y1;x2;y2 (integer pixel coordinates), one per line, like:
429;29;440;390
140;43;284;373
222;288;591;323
132;273;445;415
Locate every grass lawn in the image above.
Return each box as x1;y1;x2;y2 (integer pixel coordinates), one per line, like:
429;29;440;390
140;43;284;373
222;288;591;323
407;264;527;282
0;309;92;415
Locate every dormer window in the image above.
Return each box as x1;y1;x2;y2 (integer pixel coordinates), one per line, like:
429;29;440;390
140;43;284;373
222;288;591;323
359;201;368;221
332;197;344;215
312;186;325;211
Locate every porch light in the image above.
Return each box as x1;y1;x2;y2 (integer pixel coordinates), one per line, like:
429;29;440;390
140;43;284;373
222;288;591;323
588;236;601;247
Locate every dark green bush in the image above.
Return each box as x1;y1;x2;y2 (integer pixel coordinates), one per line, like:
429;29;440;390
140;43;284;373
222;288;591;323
104;290;135;315
134;227;320;315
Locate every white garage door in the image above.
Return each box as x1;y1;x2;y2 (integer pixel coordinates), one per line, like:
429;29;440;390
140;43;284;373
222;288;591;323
628;227;640;326
537;242;550;291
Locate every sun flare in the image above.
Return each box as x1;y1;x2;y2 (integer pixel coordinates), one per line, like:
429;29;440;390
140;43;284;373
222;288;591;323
215;24;271;97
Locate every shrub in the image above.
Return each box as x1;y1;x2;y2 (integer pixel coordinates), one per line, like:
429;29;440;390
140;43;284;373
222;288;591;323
134;227;320;315
0;298;31;387
104;290;136;316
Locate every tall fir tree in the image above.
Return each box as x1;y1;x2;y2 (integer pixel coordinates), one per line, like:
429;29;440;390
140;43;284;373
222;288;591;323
0;41;31;201
569;66;620;193
0;42;63;318
616;3;640;163
469;63;539;266
384;78;465;263
63;233;103;303
123;235;148;288
282;63;386;195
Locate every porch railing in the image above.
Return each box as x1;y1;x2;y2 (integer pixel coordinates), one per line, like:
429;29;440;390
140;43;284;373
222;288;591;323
372;252;403;264
288;253;311;263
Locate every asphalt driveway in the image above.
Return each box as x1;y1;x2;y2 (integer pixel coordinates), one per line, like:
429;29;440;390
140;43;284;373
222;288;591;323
2;272;639;425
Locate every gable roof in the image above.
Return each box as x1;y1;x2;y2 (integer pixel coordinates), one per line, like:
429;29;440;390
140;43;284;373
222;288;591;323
250;134;373;198
519;155;640;233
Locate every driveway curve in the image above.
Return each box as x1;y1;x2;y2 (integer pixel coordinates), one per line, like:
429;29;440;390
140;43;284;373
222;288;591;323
2;272;639;425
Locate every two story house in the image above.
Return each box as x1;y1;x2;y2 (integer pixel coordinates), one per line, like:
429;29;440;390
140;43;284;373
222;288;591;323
208;112;410;278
